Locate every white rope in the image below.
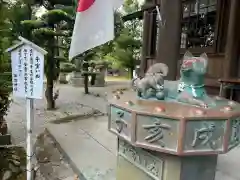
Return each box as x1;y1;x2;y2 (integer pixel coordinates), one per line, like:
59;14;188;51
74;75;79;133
156;5;165;27
191;85;197;97
156;6;162;21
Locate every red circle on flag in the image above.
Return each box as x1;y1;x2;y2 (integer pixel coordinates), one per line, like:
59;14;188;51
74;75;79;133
77;0;95;12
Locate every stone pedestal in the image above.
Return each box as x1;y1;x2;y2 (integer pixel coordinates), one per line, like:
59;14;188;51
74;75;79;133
108;92;240;180
70;72;85;87
59;73;68;84
0;134;11;145
117;139;217;180
70;72;105;87
91;72;105;87
71;77;85;87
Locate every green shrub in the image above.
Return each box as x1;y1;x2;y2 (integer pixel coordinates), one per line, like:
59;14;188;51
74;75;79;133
0;59;12;118
60;62;76;73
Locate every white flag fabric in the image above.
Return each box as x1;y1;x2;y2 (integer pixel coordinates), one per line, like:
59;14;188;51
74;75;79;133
69;0;122;60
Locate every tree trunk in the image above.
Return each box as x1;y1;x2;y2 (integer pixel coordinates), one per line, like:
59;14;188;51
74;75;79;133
129;67;134;79
45;35;56;110
84;74;89;94
45;52;55;110
46;78;55;110
83;62;89;94
90;73;96;85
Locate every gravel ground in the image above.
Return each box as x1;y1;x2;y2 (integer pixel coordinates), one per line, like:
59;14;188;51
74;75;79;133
35;130;76;180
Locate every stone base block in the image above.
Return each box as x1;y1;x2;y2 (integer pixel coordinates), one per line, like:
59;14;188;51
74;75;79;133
0;134;11;145
59;73;68;84
70;77;85;87
117;155;154;180
71;77;105;87
117;139;218;180
91;80;105;87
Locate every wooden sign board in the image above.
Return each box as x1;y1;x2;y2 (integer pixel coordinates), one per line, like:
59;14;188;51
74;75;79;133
6;36;47;99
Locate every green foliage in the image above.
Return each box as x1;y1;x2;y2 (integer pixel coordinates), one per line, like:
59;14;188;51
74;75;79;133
0;61;12;118
0;1;13;117
115;31;141;50
7;0;33;38
105;31;141;69
54;56;68;62
114;12;125;37
41;9;73;24
60;5;76;17
0;59;12;118
33;28;66;40
122;0;141;14
21;20;46;30
60;62;76;73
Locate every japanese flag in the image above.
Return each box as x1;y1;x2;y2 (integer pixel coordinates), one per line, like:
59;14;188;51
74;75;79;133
69;0;123;60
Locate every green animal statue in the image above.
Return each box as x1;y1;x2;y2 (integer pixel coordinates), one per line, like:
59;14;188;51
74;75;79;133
135;63;168;100
166;51;215;108
134;51;215;108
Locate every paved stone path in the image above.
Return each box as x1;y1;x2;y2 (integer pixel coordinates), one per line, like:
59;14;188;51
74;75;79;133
6;81;130;147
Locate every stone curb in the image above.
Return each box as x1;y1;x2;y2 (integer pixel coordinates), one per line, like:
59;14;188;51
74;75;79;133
45;127;87;180
50;113;93;124
9;107;104;146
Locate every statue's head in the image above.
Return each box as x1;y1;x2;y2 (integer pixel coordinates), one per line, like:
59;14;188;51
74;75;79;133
146;63;169;77
180;51;208;85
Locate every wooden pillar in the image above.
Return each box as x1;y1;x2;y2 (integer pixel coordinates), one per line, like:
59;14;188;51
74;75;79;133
148;13;157;58
140;11;151;77
156;0;182;80
224;0;240;78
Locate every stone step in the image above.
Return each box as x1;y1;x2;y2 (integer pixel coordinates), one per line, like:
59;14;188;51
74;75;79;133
46;116;117;180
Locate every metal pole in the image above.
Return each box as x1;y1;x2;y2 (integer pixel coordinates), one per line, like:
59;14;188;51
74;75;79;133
219;83;223;97
26;98;34;180
230;87;234;100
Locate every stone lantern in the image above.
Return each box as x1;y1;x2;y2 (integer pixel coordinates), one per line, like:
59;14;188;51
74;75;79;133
107;52;240;180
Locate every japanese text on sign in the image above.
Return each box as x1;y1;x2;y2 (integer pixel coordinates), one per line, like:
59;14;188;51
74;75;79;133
11;44;44;99
29;49;34;96
24;48;28;94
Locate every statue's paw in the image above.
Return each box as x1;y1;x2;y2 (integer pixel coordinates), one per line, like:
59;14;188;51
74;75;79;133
156;91;165;100
156;84;164;90
137;90;142;97
143;92;152;99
